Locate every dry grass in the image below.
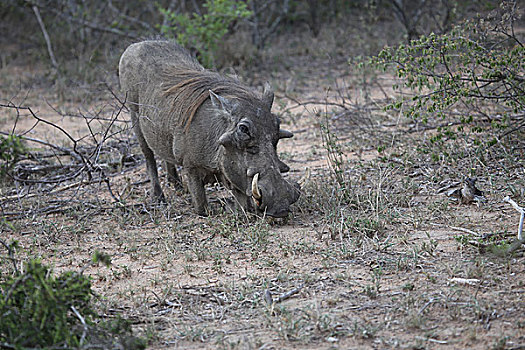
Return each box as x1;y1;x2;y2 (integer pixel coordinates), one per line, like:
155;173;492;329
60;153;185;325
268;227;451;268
1;26;524;350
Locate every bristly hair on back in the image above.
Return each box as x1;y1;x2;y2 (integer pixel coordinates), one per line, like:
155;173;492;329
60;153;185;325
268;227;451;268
162;68;261;132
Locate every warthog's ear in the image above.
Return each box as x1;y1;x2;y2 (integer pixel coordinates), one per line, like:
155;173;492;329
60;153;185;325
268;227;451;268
262;82;274;107
279;129;294;139
209;90;234;113
277;159;290;173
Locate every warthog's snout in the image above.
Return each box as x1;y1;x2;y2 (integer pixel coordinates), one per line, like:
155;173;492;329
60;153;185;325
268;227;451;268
250;172;300;218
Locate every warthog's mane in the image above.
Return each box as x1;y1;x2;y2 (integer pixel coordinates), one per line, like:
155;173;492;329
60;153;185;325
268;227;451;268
162;68;261;132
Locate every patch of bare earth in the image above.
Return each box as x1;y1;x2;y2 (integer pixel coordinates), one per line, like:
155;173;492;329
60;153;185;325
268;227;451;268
1;50;524;350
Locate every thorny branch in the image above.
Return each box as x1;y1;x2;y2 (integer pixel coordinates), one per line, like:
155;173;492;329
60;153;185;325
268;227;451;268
0;87;142;219
280;92;385;138
0;102;92;178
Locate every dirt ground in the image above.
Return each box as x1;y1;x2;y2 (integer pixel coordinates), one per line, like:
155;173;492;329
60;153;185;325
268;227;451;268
1;23;524;350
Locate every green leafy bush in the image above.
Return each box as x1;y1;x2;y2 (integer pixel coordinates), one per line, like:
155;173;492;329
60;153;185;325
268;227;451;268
0;250;145;349
0;134;25;178
0;260;93;348
371;1;524;143
159;0;252;68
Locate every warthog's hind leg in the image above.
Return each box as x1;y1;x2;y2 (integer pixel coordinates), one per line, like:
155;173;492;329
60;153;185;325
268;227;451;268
131;111;165;203
165;161;183;190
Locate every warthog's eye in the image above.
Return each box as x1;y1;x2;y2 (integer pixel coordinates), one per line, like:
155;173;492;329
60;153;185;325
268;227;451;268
239;124;250;135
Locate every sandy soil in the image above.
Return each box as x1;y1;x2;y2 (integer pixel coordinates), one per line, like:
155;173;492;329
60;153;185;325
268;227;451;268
1;37;524;350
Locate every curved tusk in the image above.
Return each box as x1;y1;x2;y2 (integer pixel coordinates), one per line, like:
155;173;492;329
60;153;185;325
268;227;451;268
298;167;311;188
252;173;262;199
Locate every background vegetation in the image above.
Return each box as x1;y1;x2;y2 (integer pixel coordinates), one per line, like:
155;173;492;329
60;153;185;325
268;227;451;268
1;0;523;348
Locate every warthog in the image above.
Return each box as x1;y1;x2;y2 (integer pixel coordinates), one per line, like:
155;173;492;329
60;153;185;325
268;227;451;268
119;40;300;217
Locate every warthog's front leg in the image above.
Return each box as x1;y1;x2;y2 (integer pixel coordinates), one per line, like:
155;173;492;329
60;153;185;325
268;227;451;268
186;168;208;216
131;111;165;203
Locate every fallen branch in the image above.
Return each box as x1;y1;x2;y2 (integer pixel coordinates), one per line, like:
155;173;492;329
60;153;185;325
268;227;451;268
0;89;138;220
449;277;480;286
1;201;101;219
449;226;481;236
276;285;303;303
0;103;92;177
263;285;303;306
0;131;83;163
1;180;94;203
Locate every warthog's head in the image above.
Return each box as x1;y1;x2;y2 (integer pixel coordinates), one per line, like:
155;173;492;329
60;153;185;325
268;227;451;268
211;85;300;217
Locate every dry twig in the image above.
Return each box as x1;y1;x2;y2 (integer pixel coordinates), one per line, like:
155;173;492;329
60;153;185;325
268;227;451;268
264;285;303;306
32;5;58;69
503;196;524;241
